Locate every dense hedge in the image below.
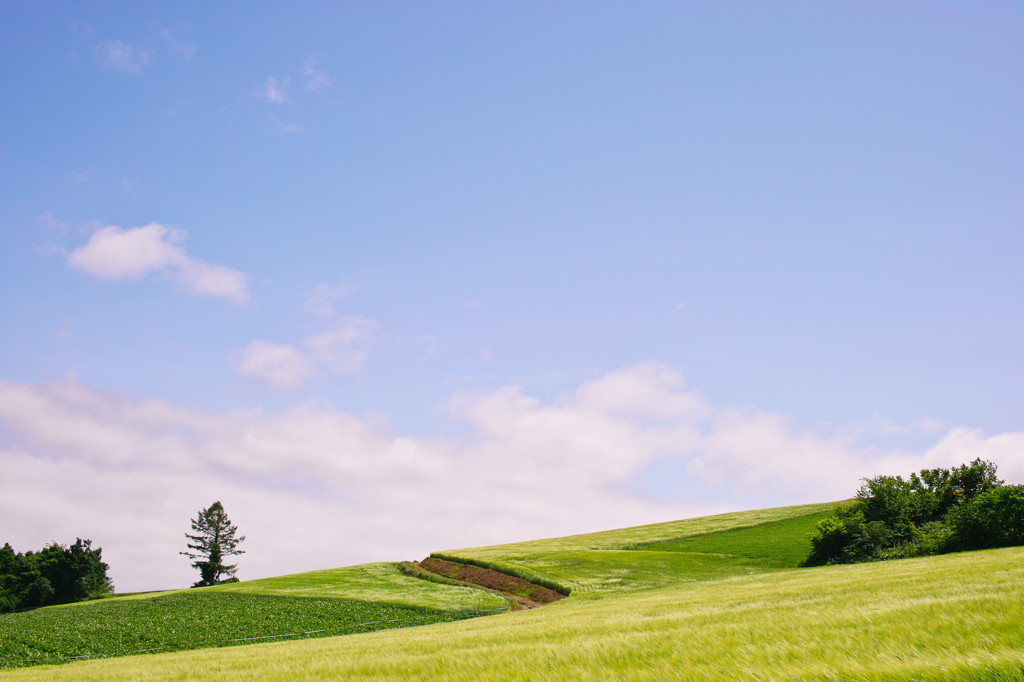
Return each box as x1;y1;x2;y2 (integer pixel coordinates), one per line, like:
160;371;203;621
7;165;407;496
804;459;1023;566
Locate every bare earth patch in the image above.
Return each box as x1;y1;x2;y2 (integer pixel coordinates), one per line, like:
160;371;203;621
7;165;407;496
415;558;566;610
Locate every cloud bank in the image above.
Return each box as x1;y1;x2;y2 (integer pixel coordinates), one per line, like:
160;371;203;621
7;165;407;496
66;223;250;304
1;363;1021;593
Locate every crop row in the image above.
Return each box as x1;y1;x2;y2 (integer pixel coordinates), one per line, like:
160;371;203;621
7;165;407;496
0;591;493;669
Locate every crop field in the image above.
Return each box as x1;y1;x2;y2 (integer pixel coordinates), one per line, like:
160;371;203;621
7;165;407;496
0;562;509;671
438;501;837;593
3;502;1022;680
0;591;497;670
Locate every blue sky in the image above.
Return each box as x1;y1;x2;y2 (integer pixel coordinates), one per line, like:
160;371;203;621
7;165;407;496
1;2;1022;591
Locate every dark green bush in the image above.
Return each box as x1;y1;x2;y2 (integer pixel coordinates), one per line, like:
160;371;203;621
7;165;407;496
803;459;1013;567
948;485;1024;550
0;539;112;612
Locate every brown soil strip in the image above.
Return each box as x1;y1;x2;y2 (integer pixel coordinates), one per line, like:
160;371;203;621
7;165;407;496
414;557;566;611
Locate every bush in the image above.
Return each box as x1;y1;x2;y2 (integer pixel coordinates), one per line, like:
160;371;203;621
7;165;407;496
948;485;1024;551
804;459;1014;567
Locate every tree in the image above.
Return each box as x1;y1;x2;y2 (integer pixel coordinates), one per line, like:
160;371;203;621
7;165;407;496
0;539;113;613
804;458;1012;567
181;501;246;587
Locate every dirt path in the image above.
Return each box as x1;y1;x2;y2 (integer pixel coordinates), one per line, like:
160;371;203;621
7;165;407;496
413;557;566;610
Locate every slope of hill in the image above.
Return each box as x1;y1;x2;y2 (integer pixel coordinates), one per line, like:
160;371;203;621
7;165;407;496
435;501;835;593
0;563;509;669
4;502;1023;680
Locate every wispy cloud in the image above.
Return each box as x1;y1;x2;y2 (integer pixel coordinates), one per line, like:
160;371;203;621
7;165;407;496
66;223;250;305
158;27;196;60
94;40;152;74
3;364;1020;591
271;117;304;135
305;283;354;321
259;76;291;104
302;56;332;91
234;341;315;389
235;316;378;388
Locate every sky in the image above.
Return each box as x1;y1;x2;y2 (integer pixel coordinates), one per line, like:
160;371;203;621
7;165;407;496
1;2;1022;592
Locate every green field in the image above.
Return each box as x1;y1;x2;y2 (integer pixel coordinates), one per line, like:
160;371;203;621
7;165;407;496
437;501;836;593
3;502;1023;680
0;592;493;669
0;562;509;670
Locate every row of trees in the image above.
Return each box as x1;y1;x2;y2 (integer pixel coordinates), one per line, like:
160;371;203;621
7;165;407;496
0;539;113;613
1;501;246;612
804;458;1024;566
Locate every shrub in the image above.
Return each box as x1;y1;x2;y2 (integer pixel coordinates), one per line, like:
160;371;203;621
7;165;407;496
804;459;1014;567
948;485;1024;550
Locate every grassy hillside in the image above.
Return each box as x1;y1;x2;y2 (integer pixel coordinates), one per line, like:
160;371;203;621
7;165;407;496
436;501;836;593
4;502;1023;680
0;563;509;669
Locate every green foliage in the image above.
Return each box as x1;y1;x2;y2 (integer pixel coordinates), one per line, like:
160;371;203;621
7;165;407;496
0;591;488;669
181;501;246;587
947;484;1024;550
0;539;113;613
805;458;1014;566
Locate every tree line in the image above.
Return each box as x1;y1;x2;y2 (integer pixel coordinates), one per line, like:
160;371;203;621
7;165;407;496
804;458;1024;566
1;501;245;613
0;539;113;613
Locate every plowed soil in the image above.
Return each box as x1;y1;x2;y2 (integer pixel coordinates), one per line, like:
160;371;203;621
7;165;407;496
415;558;566;610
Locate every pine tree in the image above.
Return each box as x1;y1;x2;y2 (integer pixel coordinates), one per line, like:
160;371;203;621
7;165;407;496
180;501;246;587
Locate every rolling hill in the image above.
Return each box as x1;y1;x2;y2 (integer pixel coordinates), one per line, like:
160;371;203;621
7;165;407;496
3;501;1022;680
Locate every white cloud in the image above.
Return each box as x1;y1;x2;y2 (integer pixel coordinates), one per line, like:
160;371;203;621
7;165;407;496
94;40;152;74
235;341;315;389
3;365;1022;593
305;283;353;320
67;223;185;280
176;259;251;303
303;317;378;373
303;56;332;91
66;223;250;304
235;316;378;387
260;76;291;104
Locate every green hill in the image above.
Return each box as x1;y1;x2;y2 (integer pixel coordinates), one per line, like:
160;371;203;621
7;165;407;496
3;502;1023;680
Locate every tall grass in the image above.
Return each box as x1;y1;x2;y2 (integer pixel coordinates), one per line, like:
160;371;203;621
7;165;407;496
6;546;1021;680
212;562;509;611
440;503;835;594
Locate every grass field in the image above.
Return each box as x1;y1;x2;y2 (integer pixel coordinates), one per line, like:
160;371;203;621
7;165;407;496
0;562;509;670
437;501;836;593
3;502;1023;680
0;592;492;669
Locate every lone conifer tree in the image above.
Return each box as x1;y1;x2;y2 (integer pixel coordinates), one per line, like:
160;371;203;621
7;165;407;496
181;501;246;587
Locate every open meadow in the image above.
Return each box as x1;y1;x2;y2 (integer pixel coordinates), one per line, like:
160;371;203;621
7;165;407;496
2;502;1022;680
